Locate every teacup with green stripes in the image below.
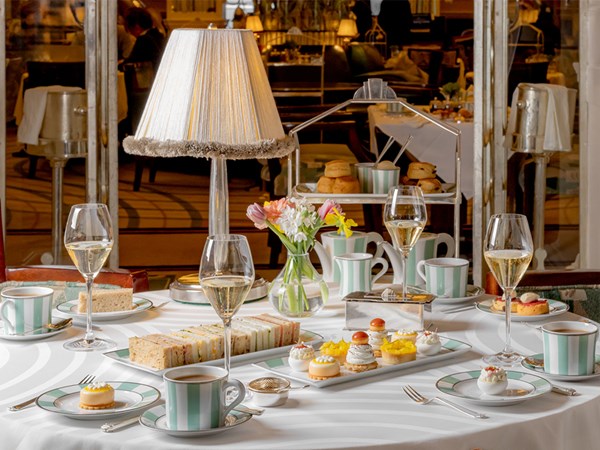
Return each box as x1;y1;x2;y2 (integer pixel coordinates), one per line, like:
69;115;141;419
335;252;389;298
0;287;54;335
542;321;598;376
355;162;375;193
416;257;469;298
372;168;400;194
163;366;245;431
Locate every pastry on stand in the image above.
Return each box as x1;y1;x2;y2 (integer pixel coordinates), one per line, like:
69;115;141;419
367;318;388;357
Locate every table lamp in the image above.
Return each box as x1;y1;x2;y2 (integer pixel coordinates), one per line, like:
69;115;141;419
337;18;358;46
123;29;294;235
246;14;264;41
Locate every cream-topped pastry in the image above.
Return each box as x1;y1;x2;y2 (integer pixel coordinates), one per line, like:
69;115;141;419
368;318;387;357
391;329;418;343
80;382;115;410
345;331;378;372
288;342;315;372
416;331;442;356
477;366;508;395
308;355;340;380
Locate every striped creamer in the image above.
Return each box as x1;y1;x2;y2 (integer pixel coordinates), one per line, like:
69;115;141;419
542;321;598;376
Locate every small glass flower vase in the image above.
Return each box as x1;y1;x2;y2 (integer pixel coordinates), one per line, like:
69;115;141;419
269;252;328;318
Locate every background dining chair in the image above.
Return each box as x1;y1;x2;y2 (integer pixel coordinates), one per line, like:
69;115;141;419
0;205;149;292
485;270;600;322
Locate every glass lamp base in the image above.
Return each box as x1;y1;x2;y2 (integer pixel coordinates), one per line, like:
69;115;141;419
63;337;116;352
482;351;523;367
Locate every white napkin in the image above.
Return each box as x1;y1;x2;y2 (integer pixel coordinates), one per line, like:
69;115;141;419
506;83;574;153
17;85;83;146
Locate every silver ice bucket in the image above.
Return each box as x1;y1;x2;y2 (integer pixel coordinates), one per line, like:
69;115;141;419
511;83;548;154
40;90;87;141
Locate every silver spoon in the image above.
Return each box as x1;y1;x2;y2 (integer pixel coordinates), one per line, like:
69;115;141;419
13;318;72;336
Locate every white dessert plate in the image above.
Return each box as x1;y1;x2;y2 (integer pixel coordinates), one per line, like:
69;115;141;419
475;299;568;322
433;285;485;305
521;353;600;381
435;370;552;406
56;295;152;321
253;336;471;388
0;318;72;341
139;405;251;437
36;381;160;420
103;329;323;376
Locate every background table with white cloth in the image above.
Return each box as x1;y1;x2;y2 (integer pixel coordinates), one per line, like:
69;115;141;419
1;289;600;450
368;105;475;199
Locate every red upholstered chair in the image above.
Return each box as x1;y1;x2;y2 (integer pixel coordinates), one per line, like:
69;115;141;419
0;208;149;292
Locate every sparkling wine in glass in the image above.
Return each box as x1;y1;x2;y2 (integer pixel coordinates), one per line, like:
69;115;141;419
483;213;533;366
384;185;427;303
63;203;115;351
199;235;255;375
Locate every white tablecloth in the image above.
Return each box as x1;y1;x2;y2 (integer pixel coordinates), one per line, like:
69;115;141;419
1;289;600;450
368;106;475;199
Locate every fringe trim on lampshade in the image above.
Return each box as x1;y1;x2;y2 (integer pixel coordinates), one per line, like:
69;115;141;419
123;135;295;160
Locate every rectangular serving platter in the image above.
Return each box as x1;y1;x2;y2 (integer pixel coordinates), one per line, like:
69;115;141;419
293;183;456;204
103;330;323;376
253;336;471;388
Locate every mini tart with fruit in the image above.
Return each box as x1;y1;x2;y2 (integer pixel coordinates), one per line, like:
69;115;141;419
345;331;378;372
380;338;417;365
80;382;115;410
516;292;549;316
308;355;341;380
391;329;418;343
368;318;388;357
319;339;350;364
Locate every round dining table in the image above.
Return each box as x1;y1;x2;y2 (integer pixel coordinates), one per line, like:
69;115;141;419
1;288;599;450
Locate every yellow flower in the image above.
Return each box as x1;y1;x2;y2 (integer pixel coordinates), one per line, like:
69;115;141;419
324;207;356;238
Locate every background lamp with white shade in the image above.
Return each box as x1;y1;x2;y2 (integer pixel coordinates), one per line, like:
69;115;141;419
123;29;294;236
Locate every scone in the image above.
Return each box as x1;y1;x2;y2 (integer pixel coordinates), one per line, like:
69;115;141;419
516;293;549;316
319;339;350;365
491;296;520;313
80;382;115;410
400;175;418;186
417;178;443;194
407;162;437;180
380;338;417;365
333;176;360;194
317;176;335;193
345;331;378;372
324;160;352;178
308;355;341;380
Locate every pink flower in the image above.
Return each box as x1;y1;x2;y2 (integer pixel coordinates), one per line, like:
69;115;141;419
317;199;343;220
246;203;268;229
263;198;288;222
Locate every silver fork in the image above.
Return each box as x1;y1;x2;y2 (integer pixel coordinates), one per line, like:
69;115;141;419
9;374;96;411
403;385;489;419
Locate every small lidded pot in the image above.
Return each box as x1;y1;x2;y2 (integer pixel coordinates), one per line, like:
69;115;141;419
248;377;291;407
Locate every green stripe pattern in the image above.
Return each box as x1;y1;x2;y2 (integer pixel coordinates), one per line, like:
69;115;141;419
1;288;53;335
543;329;597;376
372;168;400;194
322;231;381;283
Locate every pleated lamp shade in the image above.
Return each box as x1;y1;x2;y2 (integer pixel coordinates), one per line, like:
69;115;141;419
337;19;358;38
123;29;293;160
246;15;264;33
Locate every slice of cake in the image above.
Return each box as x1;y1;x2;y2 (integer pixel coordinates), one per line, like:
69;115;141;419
78;288;134;313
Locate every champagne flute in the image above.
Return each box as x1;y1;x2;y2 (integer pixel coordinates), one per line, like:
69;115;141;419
383;185;428;303
63;203;115;351
199;234;255;375
483;213;533;366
